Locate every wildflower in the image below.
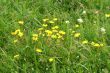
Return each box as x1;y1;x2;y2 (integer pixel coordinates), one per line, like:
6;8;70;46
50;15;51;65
45;30;52;36
51;35;57;39
72;31;75;33
100;43;104;47
77;18;83;23
18;21;24;25
82;10;86;14
42;24;48;27
65;21;70;24
18;31;23;37
59;30;66;35
14;54;20;59
36;48;42;53
53;18;58;21
82;40;88;44
75;24;79;28
52;29;58;33
11;29;20;35
32;34;38;41
105;14;110;18
49;21;54;24
49;58;54;62
13;39;18;43
43;18;49;22
91;42;95;45
74;33;80;38
52;26;59;30
100;27;106;34
93;43;100;47
57;33;62;39
38;28;43;31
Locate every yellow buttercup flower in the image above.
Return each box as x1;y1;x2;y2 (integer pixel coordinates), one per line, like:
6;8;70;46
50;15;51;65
82;40;88;44
49;21;54;24
57;33;62;39
91;42;95;45
52;29;58;33
32;34;38;41
105;14;110;18
75;24;79;28
11;29;20;35
51;35;57;39
45;30;53;36
74;33;80;38
14;54;20;59
13;39;18;43
52;26;59;30
43;18;49;22
42;24;48;27
49;58;54;62
18;31;23;37
72;31;75;33
18;21;24;25
53;18;58;21
38;28;43;31
59;30;66;35
36;48;42;53
93;43;100;47
100;43;104;47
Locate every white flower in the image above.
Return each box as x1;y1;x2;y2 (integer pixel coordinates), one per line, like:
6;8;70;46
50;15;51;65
82;11;86;14
65;21;70;24
77;18;83;23
100;27;106;34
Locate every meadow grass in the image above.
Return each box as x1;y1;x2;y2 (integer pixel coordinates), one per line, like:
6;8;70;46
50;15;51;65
1;0;110;73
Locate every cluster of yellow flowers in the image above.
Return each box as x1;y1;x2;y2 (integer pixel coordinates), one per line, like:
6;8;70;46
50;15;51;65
36;18;66;40
32;34;38;41
11;21;24;43
11;29;23;37
105;14;110;18
12;18;105;62
91;42;104;48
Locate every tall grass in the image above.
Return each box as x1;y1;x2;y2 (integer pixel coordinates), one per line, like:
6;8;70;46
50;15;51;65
1;0;110;73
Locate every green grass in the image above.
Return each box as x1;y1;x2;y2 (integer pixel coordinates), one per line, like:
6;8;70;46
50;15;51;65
1;0;110;73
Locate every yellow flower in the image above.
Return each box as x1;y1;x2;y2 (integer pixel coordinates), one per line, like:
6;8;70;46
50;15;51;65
38;28;43;31
18;31;23;37
75;24;79;28
59;30;66;35
18;21;24;25
36;48;42;53
49;21;54;24
72;31;75;33
13;39;18;43
105;14;110;18
93;43;100;47
82;40;88;44
32;34;38;41
100;43;104;47
51;35;57;39
52;29;58;33
49;58;54;62
11;29;20;35
74;33;80;38
57;33;62;39
91;42;95;45
52;26;59;30
42;24;48;27
43;18;49;22
53;18;58;21
14;54;20;59
45;30;53;36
